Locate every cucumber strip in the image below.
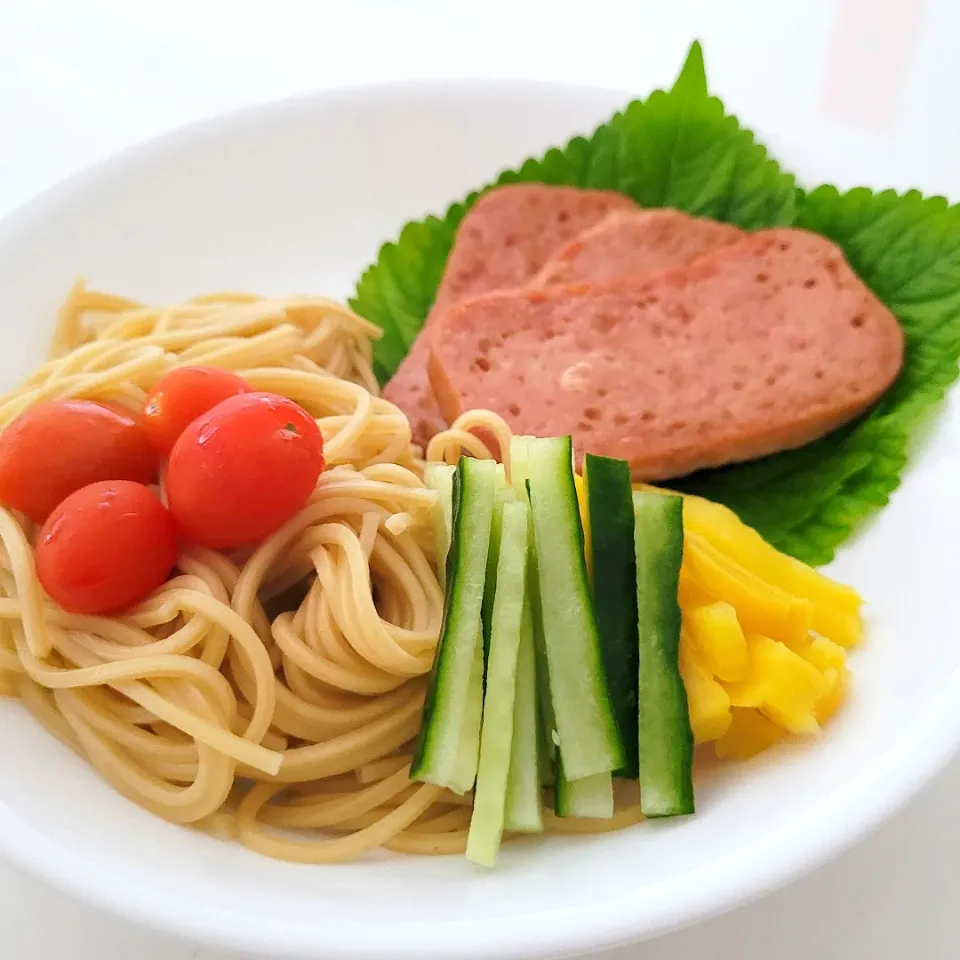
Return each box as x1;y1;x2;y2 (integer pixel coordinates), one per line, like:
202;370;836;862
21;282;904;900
503;602;543;833
423;463;455;589
554;760;614;819
509;436;555;787
466;499;529;866
531;613;556;788
481;467;511;663
526;436;624;780
411;457;497;792
633;490;694;817
584;453;640;779
450;626;485;792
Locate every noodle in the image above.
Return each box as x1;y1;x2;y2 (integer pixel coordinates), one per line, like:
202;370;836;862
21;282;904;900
0;279;642;863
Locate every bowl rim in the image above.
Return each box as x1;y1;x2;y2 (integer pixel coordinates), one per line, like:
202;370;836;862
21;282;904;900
0;76;958;960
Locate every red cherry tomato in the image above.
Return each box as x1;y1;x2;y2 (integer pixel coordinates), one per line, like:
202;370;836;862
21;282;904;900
142;366;251;454
166;392;325;550
35;481;177;614
0;400;159;523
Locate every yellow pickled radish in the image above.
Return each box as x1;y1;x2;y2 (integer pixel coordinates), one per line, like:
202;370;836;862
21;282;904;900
678;571;714;609
795;636;851;724
723;634;829;735
812;666;849;724
714;708;785;760
675;492;863;647
814;610;863;649
683;601;749;681
683;532;812;648
678;643;732;743
796;635;847;674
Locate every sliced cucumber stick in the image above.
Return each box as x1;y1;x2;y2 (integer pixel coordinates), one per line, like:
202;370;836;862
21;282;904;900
584;454;640;779
633;490;694;817
450;628;486;792
481;468;511;662
503;602;543;833
510;436;555;788
411;457;497;793
467;499;529;866
423;463;455;589
526;436;624;781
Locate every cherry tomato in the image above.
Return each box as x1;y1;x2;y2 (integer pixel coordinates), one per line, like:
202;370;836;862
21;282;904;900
36;481;177;614
142;366;251;454
166;392;324;550
0;400;159;523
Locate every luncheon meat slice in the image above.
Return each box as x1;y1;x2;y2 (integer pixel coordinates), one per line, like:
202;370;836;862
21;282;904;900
428;228;905;480
533;209;742;286
429;185;636;312
382;184;634;447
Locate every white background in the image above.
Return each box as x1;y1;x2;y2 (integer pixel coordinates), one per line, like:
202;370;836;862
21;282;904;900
0;1;958;957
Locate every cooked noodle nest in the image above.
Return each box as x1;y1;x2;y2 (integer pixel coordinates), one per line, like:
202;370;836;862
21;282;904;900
0;280;642;863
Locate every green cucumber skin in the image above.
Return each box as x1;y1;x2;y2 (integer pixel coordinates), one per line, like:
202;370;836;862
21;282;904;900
527;436;625;781
584;454;640;780
525;499;556;788
440;466;463;600
481;478;510;665
411;458;496;787
480;500;502;662
633;491;695;817
467;499;529;866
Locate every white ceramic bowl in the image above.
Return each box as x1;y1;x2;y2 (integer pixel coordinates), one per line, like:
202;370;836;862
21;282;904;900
0;80;958;960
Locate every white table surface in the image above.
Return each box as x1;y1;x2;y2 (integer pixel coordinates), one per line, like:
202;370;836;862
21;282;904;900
0;1;957;957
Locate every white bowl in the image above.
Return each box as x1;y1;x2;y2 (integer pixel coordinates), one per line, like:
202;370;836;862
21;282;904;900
0;80;957;960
